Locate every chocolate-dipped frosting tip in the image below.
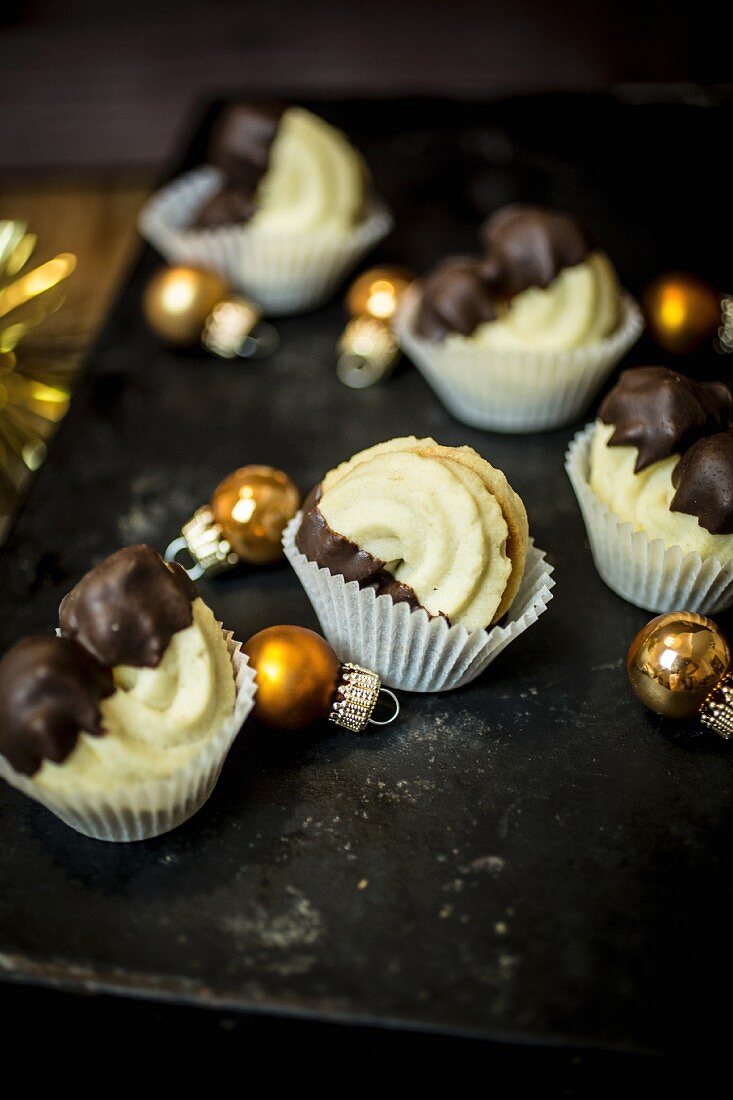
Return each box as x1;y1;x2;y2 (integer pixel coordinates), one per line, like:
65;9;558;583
195;186;259;229
414;204;597;342
414;255;498;343
209;102;285;166
671;430;733;535
0;635;113;776
480;204;594;298
59;544;197;670
194;102;285;229
295;487;424;614
598;366;733;472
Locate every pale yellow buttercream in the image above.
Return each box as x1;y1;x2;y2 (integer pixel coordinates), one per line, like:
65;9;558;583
318;438;515;631
589;421;733;563
35;598;235;794
252;107;366;235
446;251;620;352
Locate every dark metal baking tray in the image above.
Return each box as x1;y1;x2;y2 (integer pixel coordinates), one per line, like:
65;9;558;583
1;94;732;1054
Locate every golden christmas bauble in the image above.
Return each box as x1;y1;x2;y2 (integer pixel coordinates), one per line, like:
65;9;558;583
143;265;229;345
211;465;300;565
643;273;721;355
346;266;413;321
627;612;730;719
243;625;341;730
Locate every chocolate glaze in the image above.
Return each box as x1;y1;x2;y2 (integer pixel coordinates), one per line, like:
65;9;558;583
480;205;593;297
194;103;285;229
599;367;733;472
295;486;426;615
195;187;260;229
0;635;113;776
671;431;733;535
59;545;197;669
415;257;498;343
415;205;594;342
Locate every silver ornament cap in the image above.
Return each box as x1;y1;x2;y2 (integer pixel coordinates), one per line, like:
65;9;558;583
701;672;733;739
329;663;401;733
165;506;236;580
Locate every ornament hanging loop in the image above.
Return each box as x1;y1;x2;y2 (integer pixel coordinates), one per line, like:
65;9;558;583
329;663;400;733
202;297;279;360
369;687;400;726
163;536;206;582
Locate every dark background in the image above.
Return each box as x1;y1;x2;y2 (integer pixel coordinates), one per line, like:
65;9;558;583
0;0;728;172
1;1;730;1088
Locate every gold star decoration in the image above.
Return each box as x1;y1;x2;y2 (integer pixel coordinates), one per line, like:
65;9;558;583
0;220;76;533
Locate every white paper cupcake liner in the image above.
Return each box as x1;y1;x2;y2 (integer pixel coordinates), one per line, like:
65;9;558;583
283;514;554;692
0;628;256;842
566;423;733;613
138;165;394;315
394;285;644;433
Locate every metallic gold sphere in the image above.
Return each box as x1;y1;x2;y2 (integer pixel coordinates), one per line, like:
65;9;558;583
643;273;721;355
346;266;413;321
627;612;731;719
143;265;229;345
210;465;300;565
243;625;341;730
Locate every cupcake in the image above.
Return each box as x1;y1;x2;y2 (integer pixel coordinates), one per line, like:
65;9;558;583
566;366;733;612
283;437;554;691
0;545;256;841
394;205;643;432
138;103;393;315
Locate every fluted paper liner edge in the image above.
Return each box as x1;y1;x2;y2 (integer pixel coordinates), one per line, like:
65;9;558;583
138;165;393;316
394;285;643;433
0;628;256;842
283;514;554;692
565;422;733;613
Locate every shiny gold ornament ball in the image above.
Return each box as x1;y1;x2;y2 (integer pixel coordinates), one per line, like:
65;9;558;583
643;273;721;355
627;611;731;719
346;266;414;321
143;265;229;345
211;465;300;565
243;625;341;730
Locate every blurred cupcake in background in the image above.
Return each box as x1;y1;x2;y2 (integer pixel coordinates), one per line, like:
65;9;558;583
139;103;393;315
394;205;643;432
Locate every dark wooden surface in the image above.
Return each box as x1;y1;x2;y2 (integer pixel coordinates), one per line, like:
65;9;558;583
0;177;149;364
0;0;725;171
0;176;149;532
1;95;732;1066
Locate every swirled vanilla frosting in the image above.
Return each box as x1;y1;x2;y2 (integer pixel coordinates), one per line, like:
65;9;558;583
36;597;235;793
0;546;236;790
415;205;621;350
297;437;529;631
590;368;733;560
196;104;367;235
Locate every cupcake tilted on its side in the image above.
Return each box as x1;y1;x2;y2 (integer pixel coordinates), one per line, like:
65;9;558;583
139;103;393;315
394;205;643;432
566;366;733;612
283;437;554;692
0;545;256;841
